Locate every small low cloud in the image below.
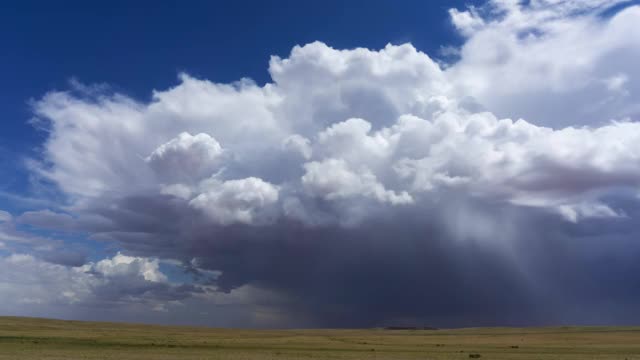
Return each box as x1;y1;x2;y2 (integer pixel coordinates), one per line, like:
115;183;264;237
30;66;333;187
0;210;12;223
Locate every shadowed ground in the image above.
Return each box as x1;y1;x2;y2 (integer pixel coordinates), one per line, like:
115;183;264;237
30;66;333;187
1;316;639;359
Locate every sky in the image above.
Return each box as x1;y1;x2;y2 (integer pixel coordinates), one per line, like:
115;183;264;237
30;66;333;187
1;0;640;328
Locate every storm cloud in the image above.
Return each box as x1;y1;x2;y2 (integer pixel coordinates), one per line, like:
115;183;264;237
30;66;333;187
4;0;640;327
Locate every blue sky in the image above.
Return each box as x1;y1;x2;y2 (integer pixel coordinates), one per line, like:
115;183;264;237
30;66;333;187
1;1;465;145
2;0;640;328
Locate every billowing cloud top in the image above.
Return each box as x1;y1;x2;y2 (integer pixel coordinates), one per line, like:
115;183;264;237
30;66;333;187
4;0;640;327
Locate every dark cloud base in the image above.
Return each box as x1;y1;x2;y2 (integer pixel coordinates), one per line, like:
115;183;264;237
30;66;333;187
78;194;640;328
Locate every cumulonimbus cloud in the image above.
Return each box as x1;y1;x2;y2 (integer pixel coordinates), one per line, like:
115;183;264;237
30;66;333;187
6;0;640;327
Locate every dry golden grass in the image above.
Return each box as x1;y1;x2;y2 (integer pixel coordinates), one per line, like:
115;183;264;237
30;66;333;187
1;316;639;359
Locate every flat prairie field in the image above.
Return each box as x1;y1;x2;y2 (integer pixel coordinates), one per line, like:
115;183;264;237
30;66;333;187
1;317;639;359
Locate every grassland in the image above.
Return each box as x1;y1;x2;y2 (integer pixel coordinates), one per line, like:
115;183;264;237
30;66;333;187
1;316;639;359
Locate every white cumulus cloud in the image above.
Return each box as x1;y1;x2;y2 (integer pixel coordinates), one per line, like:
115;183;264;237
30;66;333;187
190;177;280;225
146;132;225;184
30;22;640;225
